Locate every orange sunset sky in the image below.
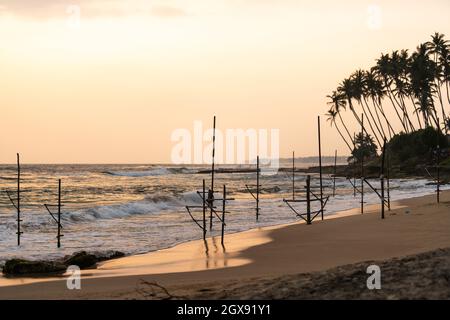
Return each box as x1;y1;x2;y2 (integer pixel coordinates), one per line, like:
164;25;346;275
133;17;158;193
0;0;449;163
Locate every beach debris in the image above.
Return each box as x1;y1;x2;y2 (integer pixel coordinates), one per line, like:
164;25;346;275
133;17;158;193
136;279;186;300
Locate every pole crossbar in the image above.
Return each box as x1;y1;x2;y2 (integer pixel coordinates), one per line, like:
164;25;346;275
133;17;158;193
186;206;205;231
44;204;64;229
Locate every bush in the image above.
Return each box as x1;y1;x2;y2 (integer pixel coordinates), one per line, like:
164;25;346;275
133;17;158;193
387;127;447;164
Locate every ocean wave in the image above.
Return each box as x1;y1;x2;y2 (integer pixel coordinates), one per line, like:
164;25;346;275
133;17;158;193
63;191;202;222
102;167;193;177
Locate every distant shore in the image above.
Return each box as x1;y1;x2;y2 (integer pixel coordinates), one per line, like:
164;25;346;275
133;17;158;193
0;190;449;299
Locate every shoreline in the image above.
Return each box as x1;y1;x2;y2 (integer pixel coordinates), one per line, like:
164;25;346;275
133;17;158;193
0;181;436;267
0;190;449;299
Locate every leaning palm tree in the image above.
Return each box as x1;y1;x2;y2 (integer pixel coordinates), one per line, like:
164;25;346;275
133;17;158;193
440;44;450;104
326;109;353;152
373;53;409;133
367;68;396;138
326;91;353;144
337;77;371;140
351;70;382;147
427;32;449;129
409;43;440;129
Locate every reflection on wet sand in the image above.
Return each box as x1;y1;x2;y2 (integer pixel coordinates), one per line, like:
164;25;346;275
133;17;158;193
0;225;272;288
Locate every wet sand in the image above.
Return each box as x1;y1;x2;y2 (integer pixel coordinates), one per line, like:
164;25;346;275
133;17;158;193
0;191;449;299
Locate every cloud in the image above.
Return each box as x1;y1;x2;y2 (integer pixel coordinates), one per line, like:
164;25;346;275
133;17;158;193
0;0;188;19
150;5;187;17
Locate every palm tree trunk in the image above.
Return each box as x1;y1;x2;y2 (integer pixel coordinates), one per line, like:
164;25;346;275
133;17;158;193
399;95;416;132
446;81;450;105
334;121;353;153
409;96;423;130
437;82;448;134
372;98;389;139
338;111;354;144
348;100;372;140
374;98;395;138
359;100;382;147
386;89;408;132
364;97;385;141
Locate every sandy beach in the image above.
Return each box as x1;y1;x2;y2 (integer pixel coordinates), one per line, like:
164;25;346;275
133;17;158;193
0;190;449;299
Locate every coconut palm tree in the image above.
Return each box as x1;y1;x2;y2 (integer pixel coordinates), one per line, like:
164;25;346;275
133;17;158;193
374;53;409;132
367;68;396;138
337;77;372;140
326;109;353;152
351;70;382;147
409;43;440;129
427;32;449;129
440;44;450;104
326;91;353;144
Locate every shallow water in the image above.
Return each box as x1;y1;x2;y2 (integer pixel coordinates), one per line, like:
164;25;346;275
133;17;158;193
0;162;446;264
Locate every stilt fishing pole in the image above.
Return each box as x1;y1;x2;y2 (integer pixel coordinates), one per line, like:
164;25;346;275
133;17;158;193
380;139;386;220
361;114;364;214
318;116;324;220
210;115;216;230
333;150;337;197
5;153;22;246
44;179;64;248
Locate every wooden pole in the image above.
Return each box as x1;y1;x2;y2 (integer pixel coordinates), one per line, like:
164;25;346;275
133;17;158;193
306;175;311;225
256;156;260;221
221;185;226;246
318;116;324;220
333;150;337;197
202;179;206;240
353;133;356;197
435;122;440;204
292;151;295;201
361;114;364;214
387;147;391;211
381;139;386;220
17;153;21;246
381;176;385;219
210;116;216;230
57;179;62;248
437;145;440;204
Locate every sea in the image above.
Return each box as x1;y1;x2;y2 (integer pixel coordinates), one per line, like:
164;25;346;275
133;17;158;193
0;160;446;264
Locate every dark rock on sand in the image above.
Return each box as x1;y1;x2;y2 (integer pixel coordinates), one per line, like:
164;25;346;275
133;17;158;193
2;250;126;276
93;250;126;262
63;251;98;269
63;250;125;268
2;259;66;276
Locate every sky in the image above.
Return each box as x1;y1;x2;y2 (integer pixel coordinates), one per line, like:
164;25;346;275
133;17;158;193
0;0;449;164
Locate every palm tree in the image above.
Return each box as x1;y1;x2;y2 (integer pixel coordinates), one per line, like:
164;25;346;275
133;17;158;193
367;68;396;138
440;44;450;104
351;70;382;147
427;32;449;130
326;91;353;144
337;77;372;140
374;53;409;132
409;43;440;129
326;109;353;152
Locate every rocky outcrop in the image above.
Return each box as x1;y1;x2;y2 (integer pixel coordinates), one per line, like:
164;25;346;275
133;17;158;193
2;259;66;276
2;250;125;276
